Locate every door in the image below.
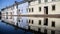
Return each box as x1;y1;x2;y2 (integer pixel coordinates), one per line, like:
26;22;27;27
44;6;48;14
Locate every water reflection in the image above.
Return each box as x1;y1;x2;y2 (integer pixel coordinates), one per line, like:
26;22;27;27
1;16;60;34
17;17;29;29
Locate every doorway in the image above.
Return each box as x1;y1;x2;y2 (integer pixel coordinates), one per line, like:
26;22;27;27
44;6;48;14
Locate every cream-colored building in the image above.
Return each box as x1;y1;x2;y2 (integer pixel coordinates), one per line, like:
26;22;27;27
1;0;60;16
28;0;60;15
28;17;60;30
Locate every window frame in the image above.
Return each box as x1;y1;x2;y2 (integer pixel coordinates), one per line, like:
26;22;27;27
39;7;41;12
52;5;55;11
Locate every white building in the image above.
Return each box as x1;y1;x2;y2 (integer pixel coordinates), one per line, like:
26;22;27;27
17;0;29;15
1;2;18;16
28;0;60;15
1;8;7;16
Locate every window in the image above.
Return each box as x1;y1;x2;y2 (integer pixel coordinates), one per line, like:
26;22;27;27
44;6;48;14
39;20;41;25
29;20;34;24
52;21;55;27
22;20;23;22
6;16;8;19
10;16;12;19
52;0;55;1
51;30;55;34
26;19;28;23
38;28;41;32
38;0;41;3
29;19;30;23
52;5;55;11
30;0;34;1
11;7;14;10
45;0;48;2
6;12;8;16
10;12;12;19
44;18;48;26
29;8;30;12
26;8;28;12
6;12;8;15
10;12;12;15
44;29;47;34
16;6;18;9
32;8;33;12
18;20;20;22
19;9;20;12
29;8;34;12
39;7;41;12
32;20;34;24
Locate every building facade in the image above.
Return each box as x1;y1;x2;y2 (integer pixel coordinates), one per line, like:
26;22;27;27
18;2;29;15
1;2;18;16
28;0;60;16
1;0;60;16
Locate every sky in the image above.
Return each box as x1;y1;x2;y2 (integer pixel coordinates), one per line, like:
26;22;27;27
0;0;23;11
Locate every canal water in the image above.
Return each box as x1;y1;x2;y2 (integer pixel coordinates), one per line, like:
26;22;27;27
1;16;60;34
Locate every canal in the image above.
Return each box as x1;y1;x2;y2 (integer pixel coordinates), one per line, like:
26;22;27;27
1;16;60;34
0;20;33;34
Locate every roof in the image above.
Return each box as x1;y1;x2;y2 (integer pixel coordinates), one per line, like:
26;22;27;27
1;0;32;11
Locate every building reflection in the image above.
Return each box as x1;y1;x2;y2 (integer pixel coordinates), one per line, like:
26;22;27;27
28;17;60;30
29;26;60;34
1;16;60;34
17;16;29;29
